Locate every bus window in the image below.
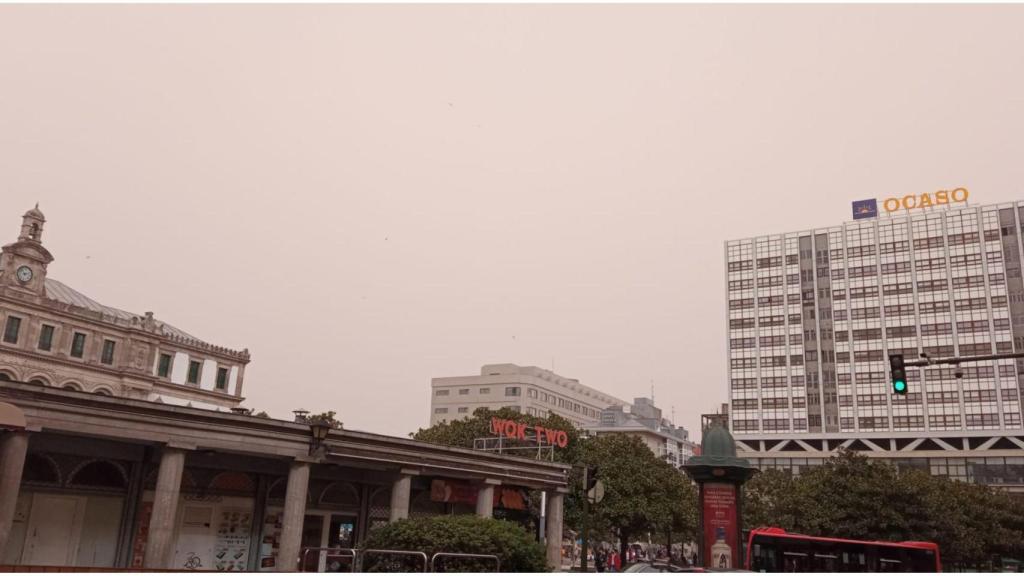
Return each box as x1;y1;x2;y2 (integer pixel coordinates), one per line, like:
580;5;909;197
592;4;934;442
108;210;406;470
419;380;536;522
750;543;779;572
908;549;938;572
811;553;838;572
879;558;905;572
840;550;867;572
783;552;810;572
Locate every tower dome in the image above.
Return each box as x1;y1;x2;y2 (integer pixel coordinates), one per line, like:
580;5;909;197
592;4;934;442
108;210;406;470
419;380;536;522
24;204;45;221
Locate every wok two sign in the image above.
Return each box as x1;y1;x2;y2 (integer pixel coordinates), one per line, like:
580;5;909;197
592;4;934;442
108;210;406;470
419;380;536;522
489;417;570;448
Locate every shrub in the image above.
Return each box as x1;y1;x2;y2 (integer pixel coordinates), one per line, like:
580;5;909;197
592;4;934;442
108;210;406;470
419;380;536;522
360;515;548;572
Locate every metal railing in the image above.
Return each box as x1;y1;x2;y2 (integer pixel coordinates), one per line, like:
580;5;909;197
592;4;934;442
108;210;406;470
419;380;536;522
357;549;430;572
293;548;501;573
300;547;357;572
430;552;501;573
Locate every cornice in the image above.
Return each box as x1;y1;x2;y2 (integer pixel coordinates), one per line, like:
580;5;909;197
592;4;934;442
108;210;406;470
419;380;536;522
0;346;242;403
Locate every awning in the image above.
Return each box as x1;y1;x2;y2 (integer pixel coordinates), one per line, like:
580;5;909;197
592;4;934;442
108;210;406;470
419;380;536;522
0;401;26;431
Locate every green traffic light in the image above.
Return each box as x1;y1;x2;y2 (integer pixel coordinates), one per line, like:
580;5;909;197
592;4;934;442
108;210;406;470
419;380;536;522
894;380;906;392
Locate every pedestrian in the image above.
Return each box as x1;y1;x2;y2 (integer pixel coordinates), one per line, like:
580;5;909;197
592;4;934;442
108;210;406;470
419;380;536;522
691;552;698;567
596;547;606;573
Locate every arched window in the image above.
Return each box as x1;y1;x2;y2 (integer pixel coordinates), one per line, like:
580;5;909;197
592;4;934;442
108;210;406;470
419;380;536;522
208;472;256;495
320;482;361;508
268;477;287;501
0;372;13;382
61;383;80;391
92;387;113;396
27;378;50;387
69;461;127;489
23;454;60;485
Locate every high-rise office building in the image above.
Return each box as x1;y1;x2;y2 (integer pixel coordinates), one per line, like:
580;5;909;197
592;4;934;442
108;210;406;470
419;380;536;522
725;197;1024;488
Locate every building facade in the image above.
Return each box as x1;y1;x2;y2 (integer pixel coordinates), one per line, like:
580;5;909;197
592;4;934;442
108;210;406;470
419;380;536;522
586;397;698;467
725;199;1024;488
430;364;630;428
0;381;570;571
0;207;249;410
0;207;572;571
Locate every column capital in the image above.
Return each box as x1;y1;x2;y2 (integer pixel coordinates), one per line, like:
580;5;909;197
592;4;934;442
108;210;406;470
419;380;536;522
482;478;502;486
399;468;421;476
164;441;197;451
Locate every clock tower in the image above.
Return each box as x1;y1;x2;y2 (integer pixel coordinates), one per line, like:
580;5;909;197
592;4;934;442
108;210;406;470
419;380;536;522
1;204;54;295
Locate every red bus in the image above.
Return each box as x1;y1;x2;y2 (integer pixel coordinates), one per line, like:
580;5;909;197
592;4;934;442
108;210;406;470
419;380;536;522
745;527;942;572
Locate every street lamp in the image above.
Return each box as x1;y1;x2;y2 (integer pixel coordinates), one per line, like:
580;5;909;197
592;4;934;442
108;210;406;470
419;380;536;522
309;418;332;456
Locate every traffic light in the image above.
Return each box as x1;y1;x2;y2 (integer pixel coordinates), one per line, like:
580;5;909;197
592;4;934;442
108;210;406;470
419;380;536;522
890;354;907;395
585;465;599;492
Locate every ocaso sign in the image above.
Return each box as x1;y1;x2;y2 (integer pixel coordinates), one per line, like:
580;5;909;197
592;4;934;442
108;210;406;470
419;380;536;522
881;188;969;213
490;417;569;448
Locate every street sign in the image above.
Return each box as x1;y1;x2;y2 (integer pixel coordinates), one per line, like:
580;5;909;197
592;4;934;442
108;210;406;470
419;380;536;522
588;479;605;504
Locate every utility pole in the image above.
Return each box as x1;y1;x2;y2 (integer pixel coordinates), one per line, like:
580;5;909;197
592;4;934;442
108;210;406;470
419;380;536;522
580;465;599;572
580;466;590;572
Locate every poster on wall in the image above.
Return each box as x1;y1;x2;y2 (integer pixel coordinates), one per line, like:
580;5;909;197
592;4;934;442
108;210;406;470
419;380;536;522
258;511;283;571
213;507;252;571
130;501;154;569
702;483;738;569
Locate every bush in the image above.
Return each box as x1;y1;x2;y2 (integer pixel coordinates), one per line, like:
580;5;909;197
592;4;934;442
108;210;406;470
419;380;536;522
360;515;548;572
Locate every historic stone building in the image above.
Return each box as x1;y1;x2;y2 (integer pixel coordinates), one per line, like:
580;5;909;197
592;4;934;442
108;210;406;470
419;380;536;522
0;206;249;410
0;207;570;571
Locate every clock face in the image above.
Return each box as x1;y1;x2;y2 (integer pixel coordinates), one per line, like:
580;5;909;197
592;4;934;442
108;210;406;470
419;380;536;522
16;266;33;283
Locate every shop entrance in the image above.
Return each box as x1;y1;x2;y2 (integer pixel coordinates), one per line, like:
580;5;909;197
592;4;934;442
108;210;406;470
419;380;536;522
299;512;358;572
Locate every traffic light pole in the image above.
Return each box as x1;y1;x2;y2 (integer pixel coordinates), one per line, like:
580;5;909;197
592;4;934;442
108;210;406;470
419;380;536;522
902;351;1024;367
580;466;589;572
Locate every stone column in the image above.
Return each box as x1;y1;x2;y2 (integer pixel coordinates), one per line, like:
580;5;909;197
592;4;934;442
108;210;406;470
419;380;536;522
545;491;565;571
143;446;187;568
0;432;29;557
389;473;412;522
276;461;311;572
476;480;498;518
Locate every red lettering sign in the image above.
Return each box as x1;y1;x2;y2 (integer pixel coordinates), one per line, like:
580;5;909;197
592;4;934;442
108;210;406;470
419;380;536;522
488;417;570;448
555;430;568;448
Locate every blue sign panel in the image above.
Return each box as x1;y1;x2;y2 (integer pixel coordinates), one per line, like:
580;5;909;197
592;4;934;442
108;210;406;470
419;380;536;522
852;199;878;220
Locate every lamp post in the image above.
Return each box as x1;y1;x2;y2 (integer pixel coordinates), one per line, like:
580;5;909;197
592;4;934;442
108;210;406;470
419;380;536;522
309;418;332;456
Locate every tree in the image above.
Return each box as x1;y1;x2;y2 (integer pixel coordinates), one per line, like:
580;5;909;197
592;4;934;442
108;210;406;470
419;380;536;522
650;460;698;564
577;434;696;564
360;515;548;572
307;410;342;428
741;450;1024;569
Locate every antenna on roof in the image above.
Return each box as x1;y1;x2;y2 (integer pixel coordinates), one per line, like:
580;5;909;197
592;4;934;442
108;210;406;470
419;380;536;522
651;380;655;404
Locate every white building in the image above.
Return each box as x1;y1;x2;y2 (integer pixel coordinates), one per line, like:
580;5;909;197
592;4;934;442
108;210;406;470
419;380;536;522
430;363;630;428
586;397;698;467
725;196;1024;489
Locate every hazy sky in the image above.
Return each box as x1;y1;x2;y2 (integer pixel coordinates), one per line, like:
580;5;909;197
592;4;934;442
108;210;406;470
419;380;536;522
2;5;1024;439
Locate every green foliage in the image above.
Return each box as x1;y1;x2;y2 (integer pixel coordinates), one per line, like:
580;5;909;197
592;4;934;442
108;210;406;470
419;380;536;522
308;410;342;428
572;435;697;559
742;450;1024;568
360;515;548;572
